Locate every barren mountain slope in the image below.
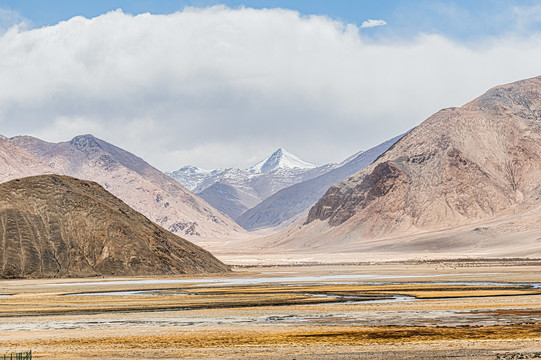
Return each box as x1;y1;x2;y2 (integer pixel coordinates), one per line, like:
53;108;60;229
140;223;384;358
0;136;54;183
197;181;262;220
0;175;230;278
236;134;403;231
196;165;334;220
270;75;541;251
9;135;247;241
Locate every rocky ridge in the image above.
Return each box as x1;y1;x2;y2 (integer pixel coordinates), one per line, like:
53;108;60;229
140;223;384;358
270;75;541;252
9;135;247;241
0;135;55;183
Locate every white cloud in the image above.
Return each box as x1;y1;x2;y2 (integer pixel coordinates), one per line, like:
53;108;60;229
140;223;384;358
0;7;541;171
512;4;541;31
360;19;387;28
0;8;30;33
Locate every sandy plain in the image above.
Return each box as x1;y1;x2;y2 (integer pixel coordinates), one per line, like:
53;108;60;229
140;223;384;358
1;260;541;359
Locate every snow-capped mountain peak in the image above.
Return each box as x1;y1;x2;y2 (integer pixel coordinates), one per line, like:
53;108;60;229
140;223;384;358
248;148;316;174
177;165;209;174
166;165;224;191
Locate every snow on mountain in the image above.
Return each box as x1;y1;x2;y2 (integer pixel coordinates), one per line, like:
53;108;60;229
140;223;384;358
248;148;316;174
167;165;224;192
168;148;318;194
178;165;209;174
236;134;404;232
168;148;327;220
339;150;364;166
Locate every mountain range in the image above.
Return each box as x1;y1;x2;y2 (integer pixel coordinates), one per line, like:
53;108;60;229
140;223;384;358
168;148;336;220
168;141;401;231
236;134;404;231
259;75;541;258
3;74;541;263
4;134;247;242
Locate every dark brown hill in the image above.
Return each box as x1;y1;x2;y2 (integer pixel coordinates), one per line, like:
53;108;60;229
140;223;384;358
0;175;230;278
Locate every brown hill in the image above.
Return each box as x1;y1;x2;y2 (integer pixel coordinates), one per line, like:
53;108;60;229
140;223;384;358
265;75;541;255
0;175;230;278
8;135;248;242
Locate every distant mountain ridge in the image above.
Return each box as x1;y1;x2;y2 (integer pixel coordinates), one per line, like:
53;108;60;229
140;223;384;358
236;134;404;231
0;135;55;183
168;148;333;220
169;139;403;231
168;148;319;193
170;165;225;191
8;134;247;241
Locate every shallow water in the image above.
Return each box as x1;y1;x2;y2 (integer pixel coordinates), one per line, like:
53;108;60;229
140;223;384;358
67;280;541;298
48;272;503;287
3;268;541;335
74;290;162;296
67;280;541;310
348;295;417;304
58;270;541;305
0;303;537;333
301;293;418;304
69;288;416;303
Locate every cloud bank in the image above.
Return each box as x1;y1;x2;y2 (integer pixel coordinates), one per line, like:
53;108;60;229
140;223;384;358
1;6;541;171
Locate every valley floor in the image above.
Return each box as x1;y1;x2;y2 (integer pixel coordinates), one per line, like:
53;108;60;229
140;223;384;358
1;261;541;359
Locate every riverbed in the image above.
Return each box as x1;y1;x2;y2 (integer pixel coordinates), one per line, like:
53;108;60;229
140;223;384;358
1;262;541;359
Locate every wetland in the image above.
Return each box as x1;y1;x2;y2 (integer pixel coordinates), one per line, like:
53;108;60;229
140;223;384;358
1;261;541;359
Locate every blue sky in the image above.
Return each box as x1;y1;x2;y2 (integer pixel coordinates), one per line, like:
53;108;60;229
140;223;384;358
1;1;541;170
2;0;541;40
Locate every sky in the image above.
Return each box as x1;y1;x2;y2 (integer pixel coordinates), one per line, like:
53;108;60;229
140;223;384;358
1;1;541;171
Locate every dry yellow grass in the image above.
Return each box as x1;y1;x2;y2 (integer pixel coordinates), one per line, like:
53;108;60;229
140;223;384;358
1;282;539;318
3;324;541;359
25;323;541;347
2;263;541;359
